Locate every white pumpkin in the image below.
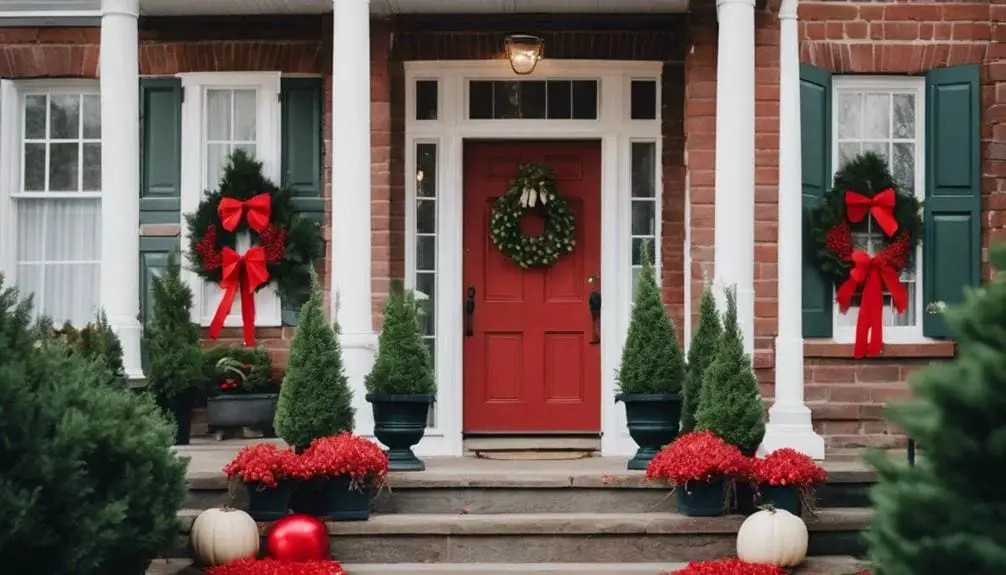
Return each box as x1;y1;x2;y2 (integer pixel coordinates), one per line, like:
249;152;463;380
190;507;260;567
736;506;808;567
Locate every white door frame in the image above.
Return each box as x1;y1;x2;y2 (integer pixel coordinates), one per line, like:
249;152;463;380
404;59;664;457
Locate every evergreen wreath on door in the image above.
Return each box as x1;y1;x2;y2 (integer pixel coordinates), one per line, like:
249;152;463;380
489;162;576;269
186;150;323;347
807;152;923;359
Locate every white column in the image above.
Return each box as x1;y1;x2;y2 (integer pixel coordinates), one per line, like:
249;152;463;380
713;0;756;357
332;0;378;435
760;0;825;460
100;0;142;380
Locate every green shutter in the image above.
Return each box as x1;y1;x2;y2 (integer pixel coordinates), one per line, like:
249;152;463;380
800;64;834;338
139;236;180;373
280;77;324;325
139;78;182;224
924;65;982;338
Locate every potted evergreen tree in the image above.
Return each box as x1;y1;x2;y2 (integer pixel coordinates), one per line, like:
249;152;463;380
615;242;687;471
695;286;765;455
365;285;437;471
681;283;722;433
274;267;355;450
144;251;208;445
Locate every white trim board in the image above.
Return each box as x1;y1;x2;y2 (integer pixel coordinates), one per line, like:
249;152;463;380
404;59;665;457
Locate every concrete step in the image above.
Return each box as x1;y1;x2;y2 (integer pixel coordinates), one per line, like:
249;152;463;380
174;509;871;564
186;461;875;513
150;557;868;575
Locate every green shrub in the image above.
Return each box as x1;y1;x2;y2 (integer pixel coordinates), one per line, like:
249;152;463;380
365;286;436;396
866;244;1006;575
681;283;722;433
694;287;765;454
144;251;206;400
0;276;188;575
274;268;354;447
202;346;273;394
616;242;685;395
42;310;125;385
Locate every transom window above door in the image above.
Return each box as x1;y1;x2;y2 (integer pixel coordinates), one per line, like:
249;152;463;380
467;80;599;120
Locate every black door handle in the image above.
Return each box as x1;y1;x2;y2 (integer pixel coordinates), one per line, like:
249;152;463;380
465;287;476;337
588;287;601;345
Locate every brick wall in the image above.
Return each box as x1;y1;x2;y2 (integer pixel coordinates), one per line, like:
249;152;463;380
733;1;1000;450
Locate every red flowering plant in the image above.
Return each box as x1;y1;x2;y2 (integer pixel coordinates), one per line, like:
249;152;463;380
300;432;390;490
645;431;749;487
667;559;785;575
747;448;828;514
209;558;346;575
223;443;310;489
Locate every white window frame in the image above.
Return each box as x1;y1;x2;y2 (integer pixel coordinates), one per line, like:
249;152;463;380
830;75;927;343
178;72;283;328
0;79;102;325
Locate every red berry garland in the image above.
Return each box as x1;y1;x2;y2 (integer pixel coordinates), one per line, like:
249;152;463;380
808;152;923;358
667;559;786;575
209;558;347;575
186;150;322;347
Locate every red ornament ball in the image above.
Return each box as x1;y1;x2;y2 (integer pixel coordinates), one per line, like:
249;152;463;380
266;514;329;562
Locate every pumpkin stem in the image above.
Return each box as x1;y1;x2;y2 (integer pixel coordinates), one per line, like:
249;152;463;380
757;504;777;513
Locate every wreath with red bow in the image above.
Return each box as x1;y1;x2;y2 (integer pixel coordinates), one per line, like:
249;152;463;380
808;152;923;358
186;150;323;347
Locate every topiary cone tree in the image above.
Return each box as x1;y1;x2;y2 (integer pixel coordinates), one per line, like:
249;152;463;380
0;276;188;575
695;286;765;456
681;282;722;434
365;284;437;471
865;243;1006;575
616;241;687;470
274;267;354;450
144;250;207;445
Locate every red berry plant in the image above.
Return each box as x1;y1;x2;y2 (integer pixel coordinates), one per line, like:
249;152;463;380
748;448;827;514
209;558;346;575
301;432;390;490
223;443;309;489
646;431;748;487
667;559;786;575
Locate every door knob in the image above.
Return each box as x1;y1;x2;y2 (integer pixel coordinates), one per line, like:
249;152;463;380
465;286;476;337
588;276;601;345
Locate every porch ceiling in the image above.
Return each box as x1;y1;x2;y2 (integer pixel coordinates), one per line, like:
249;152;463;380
0;0;690;17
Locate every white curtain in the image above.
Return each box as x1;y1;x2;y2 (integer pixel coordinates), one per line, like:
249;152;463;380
15;198;101;326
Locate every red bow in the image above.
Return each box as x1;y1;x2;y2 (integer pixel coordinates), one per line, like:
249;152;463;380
218;193;272;233
208;246;269;347
845;188;898;237
836;250;908;359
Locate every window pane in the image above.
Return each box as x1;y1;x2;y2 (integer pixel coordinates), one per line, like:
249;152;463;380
417;200;435;234
49;94;79;139
837;92;860;139
519;81;547;119
416;272;436;336
631;238;656;266
546;80;572;119
49;143;79;191
838;142;861;168
493;81;520;119
206;143;230;187
417;236;435;271
891;143;915;192
23;143;46;192
631;143;656;198
15;198;101;326
571;80;598;119
24;95;46;139
893;94;915;139
631;80;657;120
417;143;437;198
82;95;101;139
631;201;655;236
416;80;438;120
233;89;257;142
206;90;231;140
82;143;101;192
469;81;493;119
863;93;890;139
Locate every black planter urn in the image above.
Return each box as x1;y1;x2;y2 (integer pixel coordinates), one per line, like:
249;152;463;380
615;393;682;471
207;392;279;437
366;393;434;471
158;392;196;446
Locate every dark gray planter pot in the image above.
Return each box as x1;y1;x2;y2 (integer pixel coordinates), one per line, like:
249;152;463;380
207;393;278;437
366;393;434;472
615;392;682;471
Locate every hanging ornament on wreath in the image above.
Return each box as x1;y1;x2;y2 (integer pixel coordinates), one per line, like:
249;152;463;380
808;152;923;359
186;150;323;347
489;162;576;269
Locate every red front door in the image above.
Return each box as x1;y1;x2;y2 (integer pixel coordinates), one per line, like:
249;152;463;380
462;141;602;433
